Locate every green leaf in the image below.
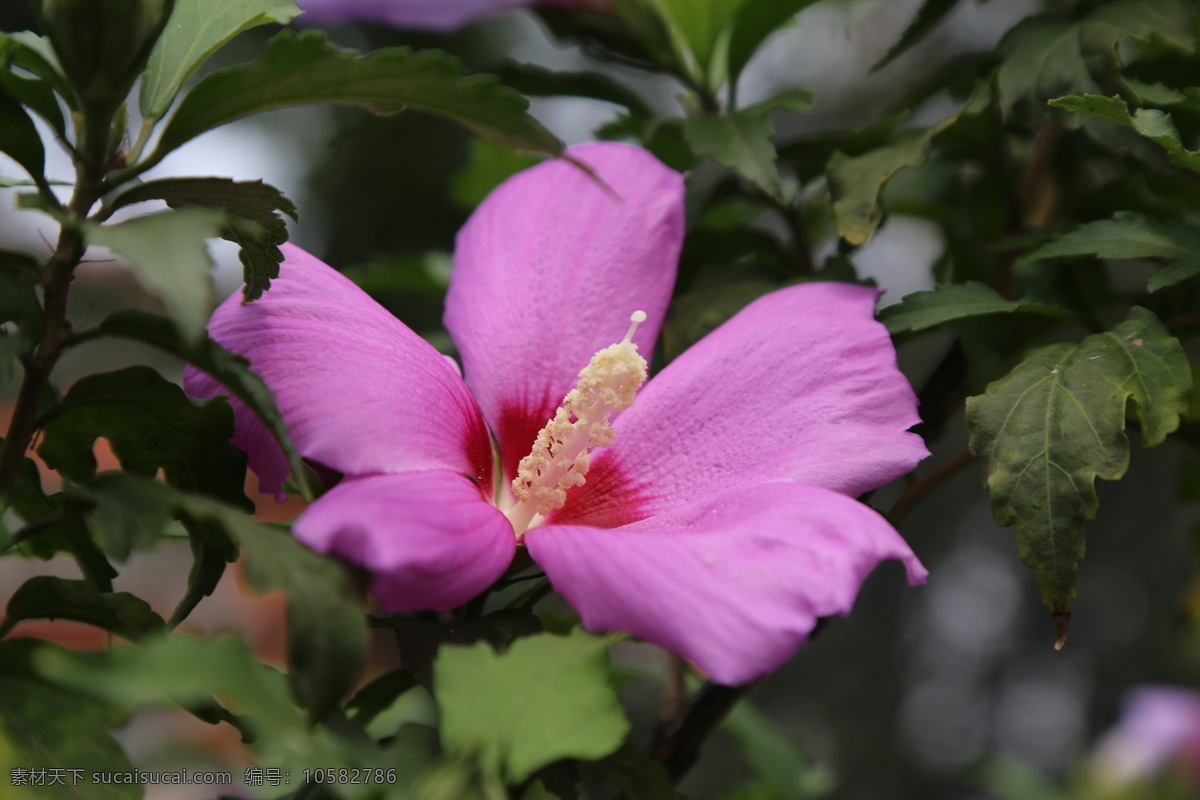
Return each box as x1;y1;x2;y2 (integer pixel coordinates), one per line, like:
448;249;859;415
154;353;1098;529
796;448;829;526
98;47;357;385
171;518;235;627
1049;94;1200;175
1148;259;1200;293
85;208;224;343
451;138;541;210
683;107;783;197
0;62;66;140
0;639;138;800
722;701;834;800
434;630;629;783
36;366;250;508
581;744;683;800
880;282;1077;335
139;0;302;121
966;307;1192;613
346;669;419;727
110;177;297;299
651;0;748;86
1021;209;1200;262
0;261;42;387
0;82;45;181
726;0;821;85
93;309;310;499
392;607;543;688
73;469;179;560
871;0;963;72
0;576;165;641
0;32;75;109
493;60;653;117
154;30;562;161
828;130;935;245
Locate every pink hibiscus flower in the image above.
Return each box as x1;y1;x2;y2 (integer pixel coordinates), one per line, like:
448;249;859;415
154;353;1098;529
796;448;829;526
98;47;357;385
295;0;602;31
186;141;928;685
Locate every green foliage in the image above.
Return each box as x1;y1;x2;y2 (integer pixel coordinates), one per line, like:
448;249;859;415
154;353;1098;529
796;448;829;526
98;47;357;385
434;630;629;784
967;308;1192;612
451;138;541;210
139;0;302;121
581;744;683;799
880;282;1074;335
153;29;563;162
0;575;165;641
37;366;250;507
722;701;833;799
0;80;45;181
725;0;820;86
1050;94;1200;174
85;208;225;343
871;0;964;72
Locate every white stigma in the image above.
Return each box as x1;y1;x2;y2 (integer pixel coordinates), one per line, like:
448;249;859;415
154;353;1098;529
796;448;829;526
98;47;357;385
506;311;649;537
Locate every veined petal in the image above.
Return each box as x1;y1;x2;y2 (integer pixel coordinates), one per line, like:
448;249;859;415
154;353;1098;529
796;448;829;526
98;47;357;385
185;244;492;498
526;482;926;686
294;471;516;613
446;142;685;481
553;282;928;527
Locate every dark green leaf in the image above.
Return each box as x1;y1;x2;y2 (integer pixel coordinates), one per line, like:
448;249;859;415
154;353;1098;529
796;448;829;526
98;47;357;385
827;131;935;245
170;517;235;627
93;309;310;499
871;0;964;72
110;177;297;299
37;366;250;508
434;629;629;783
727;0;822;85
652;0;747;86
139;0;302;120
1021;209;1200;262
0;576;164;641
392;607;543;687
0;65;66;140
880;282;1076;334
155;30;562;160
722;701;834;800
0;81;45;181
683;108;783;197
1049;94;1200;175
451;138;541;210
73;469;179;560
493;60;653;117
581;744;683;800
0;639;138;800
85;208;224;343
967;307;1192;613
346;669;419;727
1149;259;1200;293
0;32;75;109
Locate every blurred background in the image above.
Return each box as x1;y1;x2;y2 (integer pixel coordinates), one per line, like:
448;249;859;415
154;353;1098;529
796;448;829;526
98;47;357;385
2;1;1198;798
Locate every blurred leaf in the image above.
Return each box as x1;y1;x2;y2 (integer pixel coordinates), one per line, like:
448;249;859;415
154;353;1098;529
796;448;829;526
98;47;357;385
967;307;1192;613
0;32;74;109
73;469;178;561
139;0;302;120
85;208;224;343
171;517;235;627
0;82;45;181
1149;259;1200;293
493;60;653;117
37;366;250;508
872;0;964;72
1023;209;1200;261
1049;94;1200;174
828;130;936;245
434;630;628;783
393;607;543;687
581;744;682;800
997;1;1195;121
0;576;164;641
343;252;451;299
94;309;310;500
154;30;563;161
346;668;419;727
726;0;821;85
0;261;41;391
110;177;297;299
0;64;65;140
0;639;137;800
652;0;748;86
451;138;541;210
722;701;833;800
683;108;783;197
880;282;1076;334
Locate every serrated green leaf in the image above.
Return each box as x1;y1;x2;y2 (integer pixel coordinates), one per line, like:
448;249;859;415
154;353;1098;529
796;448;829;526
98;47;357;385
872;0;963;72
154;30;562;161
1149;259;1200;293
435;630;629;783
86;208;224;343
0;639;138;800
36;366;250;508
0;576;165;641
92;309;310;500
828;131;934;245
880;282;1080;334
110;177;296;299
139;0;302;120
1021;209;1200;262
451;138;541;210
683;107;782;197
726;0;821;84
966;307;1192;612
1049;94;1200;174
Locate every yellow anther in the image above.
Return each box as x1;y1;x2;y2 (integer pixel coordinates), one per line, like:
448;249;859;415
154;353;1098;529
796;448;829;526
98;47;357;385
506;311;649;536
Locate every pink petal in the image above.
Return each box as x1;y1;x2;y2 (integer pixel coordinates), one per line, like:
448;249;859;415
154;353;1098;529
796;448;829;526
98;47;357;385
295;471;516;612
185;244;492;498
295;0;530;30
525;481;927;685
552;282;929;527
445;142;685;481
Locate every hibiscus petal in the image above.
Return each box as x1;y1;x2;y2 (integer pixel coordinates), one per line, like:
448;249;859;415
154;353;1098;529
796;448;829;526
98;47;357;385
445;142;685;481
295;0;529;30
525;481;926;686
185;244;493;498
294;471;516;612
554;282;929;527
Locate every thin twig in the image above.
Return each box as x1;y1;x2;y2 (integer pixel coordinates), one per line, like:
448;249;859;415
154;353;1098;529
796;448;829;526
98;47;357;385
888;449;974;525
650;681;752;783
